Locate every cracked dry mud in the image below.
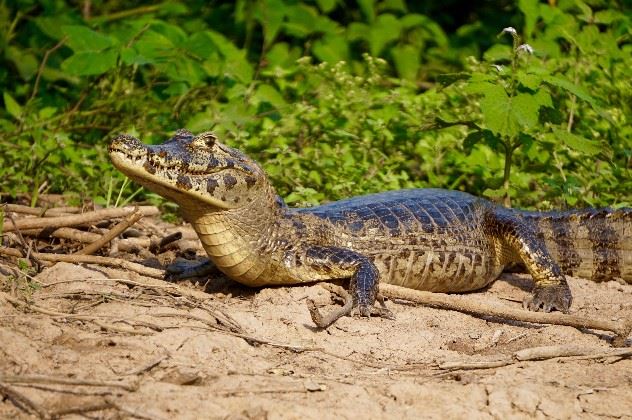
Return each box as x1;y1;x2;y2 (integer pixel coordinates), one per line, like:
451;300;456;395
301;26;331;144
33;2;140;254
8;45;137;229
1;239;631;419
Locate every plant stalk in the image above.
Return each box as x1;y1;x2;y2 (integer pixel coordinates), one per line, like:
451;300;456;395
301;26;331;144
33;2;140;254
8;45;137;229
503;140;513;208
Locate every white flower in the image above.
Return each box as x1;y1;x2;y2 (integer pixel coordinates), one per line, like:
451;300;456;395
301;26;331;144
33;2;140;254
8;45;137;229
501;27;517;36
517;43;534;54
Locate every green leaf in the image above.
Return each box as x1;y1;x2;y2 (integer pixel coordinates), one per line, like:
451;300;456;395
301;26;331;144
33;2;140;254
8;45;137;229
593;9;625;24
468;83;551;137
62;25;116;52
463;130;484;151
518;0;539;38
283;5;317;38
3;92;22;119
254;84;287;108
399;13;425;29
357;0;376;23
255;0;285;46
316;0;337;13
543;75;597;107
206;31;253;83
553;129;601;155
368;14;401;56
185;32;218;58
391;44;419;81
147;22;187;46
380;0;407;13
471;83;514;137
517;71;542;90
132;31;175;63
6;47;38;80
512;90;551;129
346;22;370;41
61;50;118;76
436;72;470;87
313;34;348;63
483;44;512;62
483;187;506;199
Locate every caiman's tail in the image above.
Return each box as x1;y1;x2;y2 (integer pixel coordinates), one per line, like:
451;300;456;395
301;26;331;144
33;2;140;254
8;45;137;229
518;207;632;283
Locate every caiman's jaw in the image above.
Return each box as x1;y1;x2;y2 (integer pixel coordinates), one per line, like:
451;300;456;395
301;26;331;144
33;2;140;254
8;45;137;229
109;129;265;210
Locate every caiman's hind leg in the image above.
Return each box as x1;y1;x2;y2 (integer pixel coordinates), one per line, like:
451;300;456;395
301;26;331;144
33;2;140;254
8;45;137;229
486;209;573;313
301;246;394;328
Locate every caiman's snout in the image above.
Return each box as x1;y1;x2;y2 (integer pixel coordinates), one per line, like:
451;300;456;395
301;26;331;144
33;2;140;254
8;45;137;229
109;134;146;155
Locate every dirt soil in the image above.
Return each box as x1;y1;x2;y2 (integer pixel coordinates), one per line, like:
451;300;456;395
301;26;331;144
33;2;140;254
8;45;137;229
1;223;631;419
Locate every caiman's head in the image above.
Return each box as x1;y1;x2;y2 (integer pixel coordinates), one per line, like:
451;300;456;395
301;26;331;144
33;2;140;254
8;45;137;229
109;129;271;211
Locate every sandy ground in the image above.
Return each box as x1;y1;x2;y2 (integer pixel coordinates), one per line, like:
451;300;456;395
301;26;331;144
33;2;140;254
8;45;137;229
1;225;631;419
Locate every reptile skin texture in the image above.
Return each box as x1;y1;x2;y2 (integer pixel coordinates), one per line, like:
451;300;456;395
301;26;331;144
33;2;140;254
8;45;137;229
109;130;631;315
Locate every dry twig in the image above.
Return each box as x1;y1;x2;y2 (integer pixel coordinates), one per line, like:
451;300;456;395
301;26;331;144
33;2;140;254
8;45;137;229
0;382;50;419
20;227;101;243
1;204;81;216
2;206;158;232
0;374;138;392
0;247;164;278
48;400;112;418
75;208;143;255
378;283;632;346
438;344;632;372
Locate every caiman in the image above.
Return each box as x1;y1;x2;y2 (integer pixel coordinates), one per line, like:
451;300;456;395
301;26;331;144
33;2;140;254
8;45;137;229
109;130;632;324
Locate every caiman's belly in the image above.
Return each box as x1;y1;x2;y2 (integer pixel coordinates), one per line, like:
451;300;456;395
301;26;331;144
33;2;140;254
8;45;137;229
349;241;504;293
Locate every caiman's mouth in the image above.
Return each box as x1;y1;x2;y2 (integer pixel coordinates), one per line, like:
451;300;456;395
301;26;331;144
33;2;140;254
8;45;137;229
109;131;250;210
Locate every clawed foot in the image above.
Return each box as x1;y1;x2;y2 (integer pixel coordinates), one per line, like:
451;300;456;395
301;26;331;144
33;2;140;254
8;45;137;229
307;287;395;329
523;283;572;313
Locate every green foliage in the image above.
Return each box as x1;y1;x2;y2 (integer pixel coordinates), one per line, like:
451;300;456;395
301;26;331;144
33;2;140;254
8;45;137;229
0;0;629;210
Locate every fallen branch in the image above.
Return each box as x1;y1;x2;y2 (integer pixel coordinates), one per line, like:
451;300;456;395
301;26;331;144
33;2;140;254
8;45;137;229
1;203;81;216
48;400;112;418
92;320;154;336
0;374;138;392
379;283;632;347
2;206;158;232
20;227;101;243
75;209;143;255
122;355;168;376
0;382;50;419
0;247;164;278
438;344;632;371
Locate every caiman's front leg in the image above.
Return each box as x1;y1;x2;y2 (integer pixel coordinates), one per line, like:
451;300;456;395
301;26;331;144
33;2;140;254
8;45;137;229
300;246;393;327
487;209;573;312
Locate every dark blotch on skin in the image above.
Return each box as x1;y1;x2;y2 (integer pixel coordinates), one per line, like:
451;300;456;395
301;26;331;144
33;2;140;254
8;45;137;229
176;174;193;190
143;160;157;175
224;174;238;189
206;178;219;195
245;176;257;189
292;219;306;233
206;156;220;169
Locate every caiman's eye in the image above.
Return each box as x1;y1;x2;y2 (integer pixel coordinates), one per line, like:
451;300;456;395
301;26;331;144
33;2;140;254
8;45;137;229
190;132;217;149
200;132;217;147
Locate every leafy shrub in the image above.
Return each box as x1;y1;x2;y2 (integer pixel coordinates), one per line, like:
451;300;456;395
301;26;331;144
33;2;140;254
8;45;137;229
0;1;629;210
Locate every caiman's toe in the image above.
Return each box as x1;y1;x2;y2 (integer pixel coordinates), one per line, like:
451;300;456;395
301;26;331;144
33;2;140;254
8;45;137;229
358;304;372;317
523;284;572;313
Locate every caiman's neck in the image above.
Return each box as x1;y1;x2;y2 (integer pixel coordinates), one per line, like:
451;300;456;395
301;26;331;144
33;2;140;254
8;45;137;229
177;184;288;285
